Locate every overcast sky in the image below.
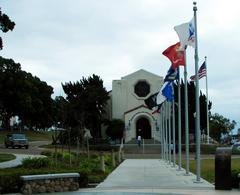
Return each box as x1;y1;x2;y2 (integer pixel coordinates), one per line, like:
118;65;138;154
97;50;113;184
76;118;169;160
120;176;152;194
1;0;240;133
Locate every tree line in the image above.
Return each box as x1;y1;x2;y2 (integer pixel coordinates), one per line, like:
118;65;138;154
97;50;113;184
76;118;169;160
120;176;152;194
173;81;236;142
0;56;110;143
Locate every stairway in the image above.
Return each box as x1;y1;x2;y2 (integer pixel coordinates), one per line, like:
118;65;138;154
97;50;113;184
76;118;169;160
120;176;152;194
123;139;161;154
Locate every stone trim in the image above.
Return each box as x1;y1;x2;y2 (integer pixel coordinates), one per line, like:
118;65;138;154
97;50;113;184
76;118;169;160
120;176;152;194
20;173;80;181
20;173;80;194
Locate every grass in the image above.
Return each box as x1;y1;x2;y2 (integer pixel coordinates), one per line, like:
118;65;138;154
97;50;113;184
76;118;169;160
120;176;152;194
0;130;54;144
181;158;240;183
0;153;16;162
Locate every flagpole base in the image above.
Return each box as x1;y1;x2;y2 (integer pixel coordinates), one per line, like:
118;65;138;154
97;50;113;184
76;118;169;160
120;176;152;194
193;179;203;183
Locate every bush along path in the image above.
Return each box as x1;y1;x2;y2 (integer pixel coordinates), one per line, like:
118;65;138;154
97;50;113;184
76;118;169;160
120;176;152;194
0;150;122;194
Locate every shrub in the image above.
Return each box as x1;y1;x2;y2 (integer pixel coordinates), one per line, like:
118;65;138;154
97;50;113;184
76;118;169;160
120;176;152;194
63;152;74;162
79;158;99;174
78;171;88;187
105;119;124;140
88;174;106;183
232;147;240;155
40;150;52;156
183;144;218;154
232;169;240;188
201;144;218;154
0;168;89;193
52;151;63;159
90;144;118;151
104;153;112;166
21;157;51;168
0;171;22;193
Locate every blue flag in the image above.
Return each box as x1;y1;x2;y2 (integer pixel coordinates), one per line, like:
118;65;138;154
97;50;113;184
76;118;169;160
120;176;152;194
162;82;174;102
164;66;179;82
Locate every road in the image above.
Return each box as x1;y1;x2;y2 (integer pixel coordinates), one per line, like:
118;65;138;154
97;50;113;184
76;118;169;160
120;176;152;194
0;141;51;155
0;141;51;168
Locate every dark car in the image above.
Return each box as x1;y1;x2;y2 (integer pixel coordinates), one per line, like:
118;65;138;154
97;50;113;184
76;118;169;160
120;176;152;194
4;134;29;149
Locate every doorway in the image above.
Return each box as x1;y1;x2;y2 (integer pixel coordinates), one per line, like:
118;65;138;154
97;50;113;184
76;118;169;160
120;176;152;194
136;117;151;139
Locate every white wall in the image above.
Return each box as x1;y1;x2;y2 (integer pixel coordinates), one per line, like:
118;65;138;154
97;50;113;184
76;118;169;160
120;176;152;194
111;69;164;141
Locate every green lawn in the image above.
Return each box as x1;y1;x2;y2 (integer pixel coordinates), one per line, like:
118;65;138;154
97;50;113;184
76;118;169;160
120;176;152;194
181;158;240;183
0;130;54;144
0;153;16;162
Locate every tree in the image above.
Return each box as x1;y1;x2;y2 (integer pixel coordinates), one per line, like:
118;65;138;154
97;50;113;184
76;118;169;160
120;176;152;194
173;80;212;141
62;74;109;144
53;96;68;126
22;73;54;129
0;8;15;49
106;119;124;140
0;56;54;129
209;113;236;141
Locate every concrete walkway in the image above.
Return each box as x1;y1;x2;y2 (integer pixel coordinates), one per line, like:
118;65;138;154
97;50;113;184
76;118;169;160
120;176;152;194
72;159;238;195
0;153;45;168
97;159;213;190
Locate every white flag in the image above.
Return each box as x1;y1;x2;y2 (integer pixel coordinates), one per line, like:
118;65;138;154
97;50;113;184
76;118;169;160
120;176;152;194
174;18;195;49
156;82;167;105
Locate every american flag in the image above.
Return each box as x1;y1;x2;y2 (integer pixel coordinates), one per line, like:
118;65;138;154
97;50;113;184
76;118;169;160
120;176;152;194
190;61;206;81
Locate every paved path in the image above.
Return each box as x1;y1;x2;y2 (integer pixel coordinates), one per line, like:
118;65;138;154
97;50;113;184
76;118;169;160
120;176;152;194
0;153;45;168
0;141;51;155
0;141;49;168
97;159;213;190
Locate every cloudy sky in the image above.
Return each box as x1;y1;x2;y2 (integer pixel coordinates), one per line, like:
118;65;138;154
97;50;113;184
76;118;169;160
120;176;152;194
1;0;240;132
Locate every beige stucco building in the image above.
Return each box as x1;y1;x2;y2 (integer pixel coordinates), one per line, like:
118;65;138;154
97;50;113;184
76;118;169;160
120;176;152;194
107;69;164;143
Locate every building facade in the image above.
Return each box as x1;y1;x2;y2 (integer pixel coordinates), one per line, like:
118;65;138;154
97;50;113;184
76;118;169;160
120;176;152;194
110;69;164;142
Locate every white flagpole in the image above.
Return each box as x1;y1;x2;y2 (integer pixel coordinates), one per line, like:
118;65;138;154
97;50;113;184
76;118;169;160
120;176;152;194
162;108;166;160
177;67;182;171
160;111;164;159
165;102;168;162
162;107;165;160
193;2;201;182
205;56;210;144
172;92;176;167
184;49;190;175
163;103;166;161
168;101;172;165
165;102;169;163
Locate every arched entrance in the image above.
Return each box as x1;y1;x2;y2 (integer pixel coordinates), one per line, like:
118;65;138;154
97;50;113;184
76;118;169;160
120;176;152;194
136;117;151;139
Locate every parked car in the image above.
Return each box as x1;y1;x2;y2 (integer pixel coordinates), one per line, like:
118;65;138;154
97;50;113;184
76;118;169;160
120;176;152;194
4;134;29;149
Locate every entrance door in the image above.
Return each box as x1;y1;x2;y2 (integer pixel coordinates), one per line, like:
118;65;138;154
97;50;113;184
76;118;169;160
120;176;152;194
136;117;151;139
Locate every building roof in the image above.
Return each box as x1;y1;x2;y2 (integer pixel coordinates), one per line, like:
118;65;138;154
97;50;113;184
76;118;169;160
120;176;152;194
121;69;162;80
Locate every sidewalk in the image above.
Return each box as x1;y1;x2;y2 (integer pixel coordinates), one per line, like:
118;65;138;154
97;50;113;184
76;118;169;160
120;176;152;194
97;159;213;189
77;159;239;195
0;154;45;168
